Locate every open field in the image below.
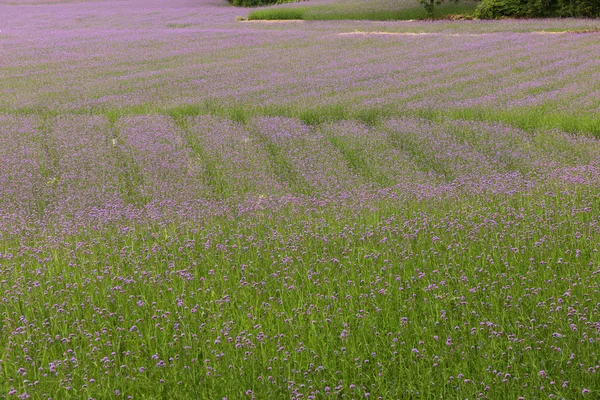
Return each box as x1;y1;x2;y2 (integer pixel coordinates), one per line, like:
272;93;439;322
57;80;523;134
1;0;600;398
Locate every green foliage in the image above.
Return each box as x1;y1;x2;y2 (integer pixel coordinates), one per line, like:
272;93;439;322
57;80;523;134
418;0;461;19
475;0;600;18
556;0;600;17
475;0;536;18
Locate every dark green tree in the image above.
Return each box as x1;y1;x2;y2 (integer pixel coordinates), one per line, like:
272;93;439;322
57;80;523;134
557;0;600;17
475;0;600;18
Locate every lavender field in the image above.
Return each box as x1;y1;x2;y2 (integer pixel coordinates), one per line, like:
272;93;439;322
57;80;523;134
2;0;600;398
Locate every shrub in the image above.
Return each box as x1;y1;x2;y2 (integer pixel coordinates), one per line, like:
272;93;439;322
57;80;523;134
475;0;600;18
474;0;526;18
556;0;600;17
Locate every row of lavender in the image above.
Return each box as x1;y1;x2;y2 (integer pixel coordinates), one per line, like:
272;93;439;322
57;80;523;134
2;2;600;122
1;114;599;231
1;143;600;399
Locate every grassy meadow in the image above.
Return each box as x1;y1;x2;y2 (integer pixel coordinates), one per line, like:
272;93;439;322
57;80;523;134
1;0;600;399
246;0;479;21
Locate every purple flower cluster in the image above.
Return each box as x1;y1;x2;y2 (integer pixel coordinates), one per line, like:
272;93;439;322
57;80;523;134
1;0;600;398
1;114;600;232
1;0;600;116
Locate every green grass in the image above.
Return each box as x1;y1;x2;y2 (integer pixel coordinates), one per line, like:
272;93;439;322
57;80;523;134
3;104;600;398
7;100;600;137
439;107;600;137
3;184;600;398
326;134;394;185
92;102;600;137
229;0;297;7
4;3;600;398
247;2;478;21
248;7;307;20
249;128;314;194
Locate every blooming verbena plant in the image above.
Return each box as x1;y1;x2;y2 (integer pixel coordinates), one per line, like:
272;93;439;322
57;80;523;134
1;0;600;398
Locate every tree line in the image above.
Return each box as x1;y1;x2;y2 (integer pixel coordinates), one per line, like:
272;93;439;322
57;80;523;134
475;0;600;18
228;0;600;18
